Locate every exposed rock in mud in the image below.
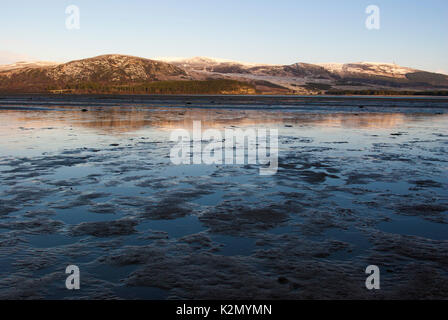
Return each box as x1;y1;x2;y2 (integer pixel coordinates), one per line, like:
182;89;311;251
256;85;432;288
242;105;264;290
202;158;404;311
116;196;154;208
125;252;288;299
122;244;369;299
98;245;165;266
253;233;352;259
396;204;447;223
52;192;110;209
139;229;169;240
13;251;60;271
0;235;26;248
200;204;289;236
179;232;213;248
71;219;138;237
142;199;196;220
0;205;18;217
345;172;384;185
298;170;339;184
89;203;117;214
0;219;63;234
3;185;59;204
409;179;443;188
296;210;350;235
254;258;370;299
77;192;111;202
0;272;62;300
23;209;56;218
368;230;448;267
386;264;448;299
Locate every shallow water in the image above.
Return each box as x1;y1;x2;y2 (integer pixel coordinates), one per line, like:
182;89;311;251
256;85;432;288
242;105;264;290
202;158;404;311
0;96;447;299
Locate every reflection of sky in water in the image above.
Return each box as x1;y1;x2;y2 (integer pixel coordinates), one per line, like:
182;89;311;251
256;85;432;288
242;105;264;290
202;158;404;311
137;217;205;239
378;215;448;240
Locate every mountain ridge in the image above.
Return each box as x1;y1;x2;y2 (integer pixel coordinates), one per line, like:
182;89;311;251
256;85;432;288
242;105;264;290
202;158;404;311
1;54;448;95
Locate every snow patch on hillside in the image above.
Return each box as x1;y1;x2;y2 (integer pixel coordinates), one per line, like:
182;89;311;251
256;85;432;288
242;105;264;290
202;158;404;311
0;61;59;72
157;56;273;67
318;62;417;79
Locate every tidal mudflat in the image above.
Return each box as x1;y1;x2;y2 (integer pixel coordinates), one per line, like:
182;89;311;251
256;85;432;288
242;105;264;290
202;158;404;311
0;95;447;299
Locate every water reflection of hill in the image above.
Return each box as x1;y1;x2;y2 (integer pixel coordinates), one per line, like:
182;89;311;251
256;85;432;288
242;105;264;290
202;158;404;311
0;108;444;135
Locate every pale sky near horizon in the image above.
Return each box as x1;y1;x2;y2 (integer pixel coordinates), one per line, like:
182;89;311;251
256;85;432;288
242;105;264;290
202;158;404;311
1;0;447;74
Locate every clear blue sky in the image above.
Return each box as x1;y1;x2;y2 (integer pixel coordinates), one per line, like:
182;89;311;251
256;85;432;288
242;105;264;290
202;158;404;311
1;0;447;73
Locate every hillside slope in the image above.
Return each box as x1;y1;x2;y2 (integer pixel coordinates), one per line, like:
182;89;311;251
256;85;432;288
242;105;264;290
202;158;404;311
0;55;190;93
1;55;448;95
166;57;448;93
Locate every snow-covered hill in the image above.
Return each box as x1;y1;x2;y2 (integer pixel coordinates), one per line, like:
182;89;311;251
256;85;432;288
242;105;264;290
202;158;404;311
1;54;448;94
318;62;417;79
0;61;59;72
158;56;267;68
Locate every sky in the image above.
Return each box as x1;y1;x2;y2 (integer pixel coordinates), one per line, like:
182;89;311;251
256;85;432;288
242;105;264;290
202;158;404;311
1;0;447;73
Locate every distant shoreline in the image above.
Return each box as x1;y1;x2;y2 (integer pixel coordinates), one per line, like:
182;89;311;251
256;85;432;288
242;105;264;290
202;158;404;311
1;92;448;99
1;93;448;105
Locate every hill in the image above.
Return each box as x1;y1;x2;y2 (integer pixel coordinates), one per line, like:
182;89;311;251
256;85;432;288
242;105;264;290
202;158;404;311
1;54;448;95
0;55;189;93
